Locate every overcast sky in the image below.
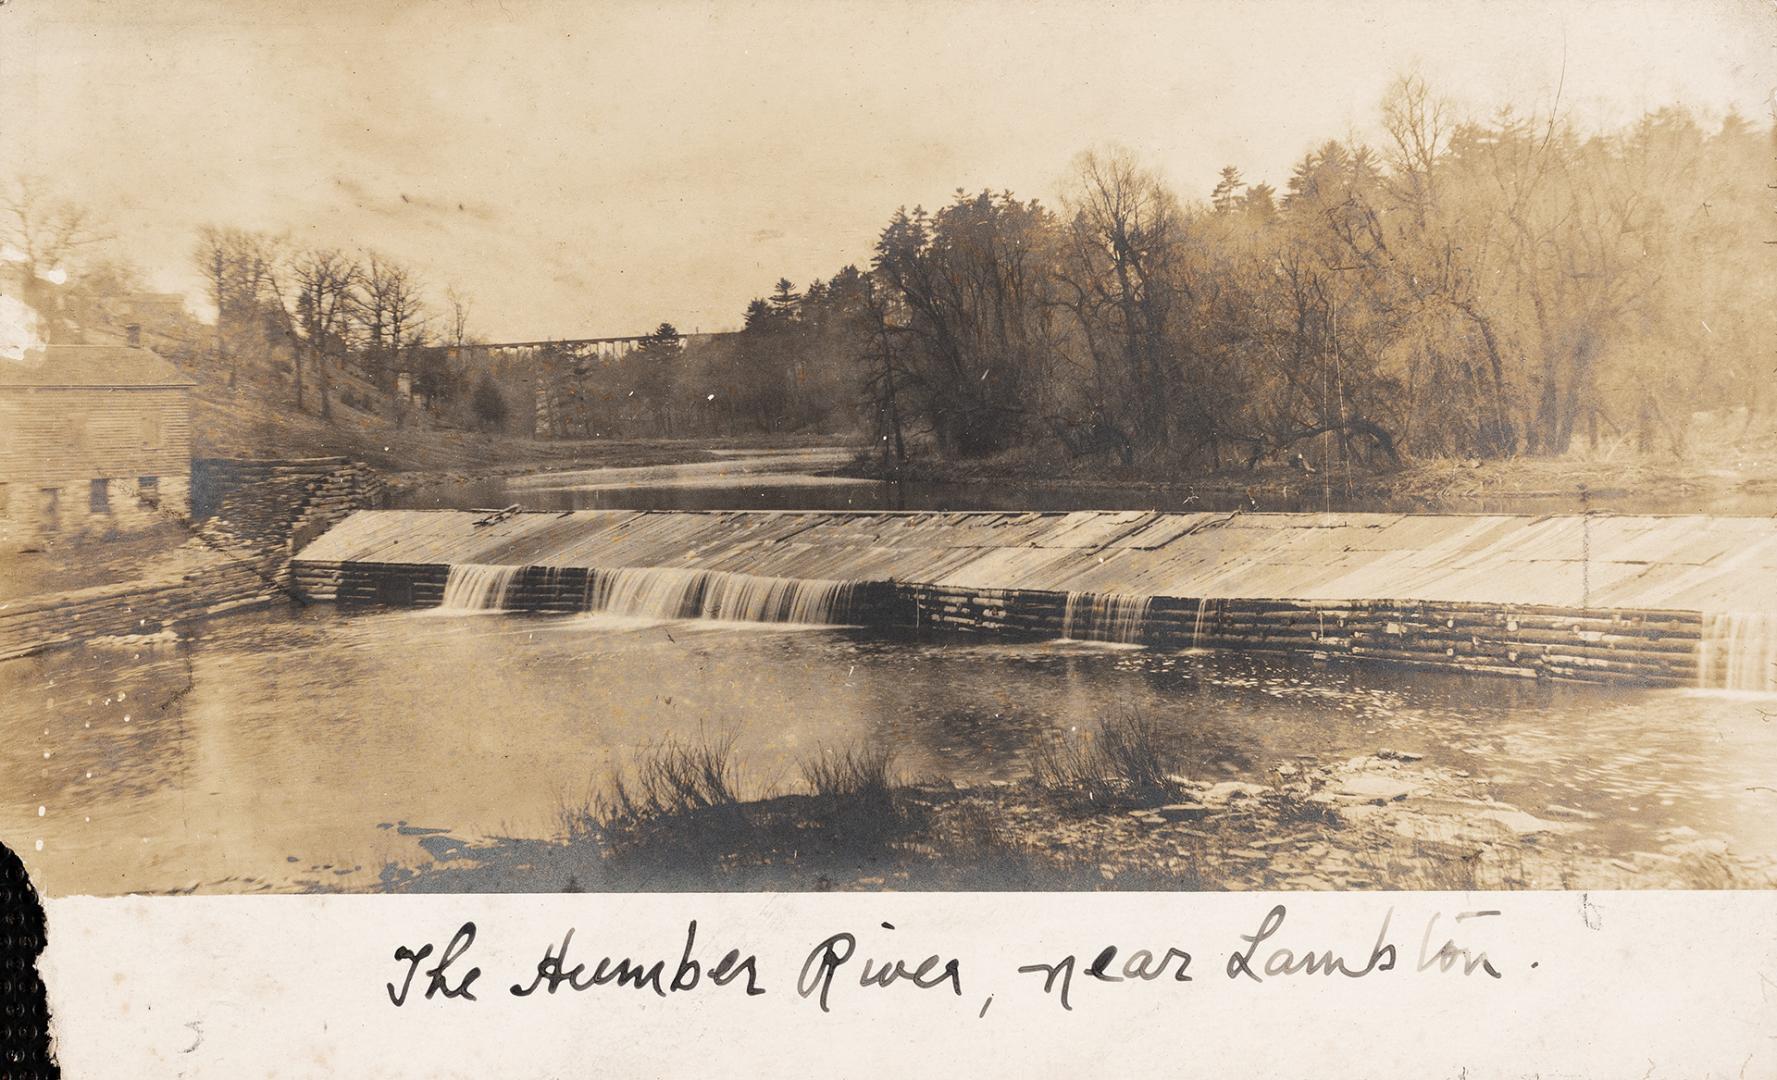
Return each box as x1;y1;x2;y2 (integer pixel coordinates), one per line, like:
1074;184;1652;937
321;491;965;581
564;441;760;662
1;0;1770;340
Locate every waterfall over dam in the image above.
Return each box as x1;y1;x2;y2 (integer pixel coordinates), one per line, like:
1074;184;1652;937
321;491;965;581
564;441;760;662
433;563;858;623
292;508;1777;689
586;567;857;624
1060;592;1152;644
437;563;525;612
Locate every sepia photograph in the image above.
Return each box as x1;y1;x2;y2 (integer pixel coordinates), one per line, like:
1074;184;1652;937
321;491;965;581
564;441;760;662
2;0;1774;929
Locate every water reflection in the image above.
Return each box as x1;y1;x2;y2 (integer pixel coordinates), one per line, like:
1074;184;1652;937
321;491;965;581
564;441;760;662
4;604;1774;895
395;449;1777;516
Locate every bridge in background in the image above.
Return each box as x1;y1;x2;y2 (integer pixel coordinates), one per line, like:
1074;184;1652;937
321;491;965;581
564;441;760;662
441;331;737;437
451;330;734;367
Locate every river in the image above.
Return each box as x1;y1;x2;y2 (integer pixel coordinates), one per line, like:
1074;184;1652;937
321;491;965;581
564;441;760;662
5;450;1776;895
396;446;1777;515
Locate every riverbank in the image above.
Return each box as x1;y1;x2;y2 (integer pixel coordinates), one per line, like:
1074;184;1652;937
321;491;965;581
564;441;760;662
185;331;853;477
195;382;850;489
362;725;1777;895
837;440;1777;512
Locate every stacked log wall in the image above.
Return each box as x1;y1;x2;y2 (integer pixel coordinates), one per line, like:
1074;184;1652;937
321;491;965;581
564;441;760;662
290;560;1702;687
0;562;277;662
898;584;1701;686
298;561;905;624
2;458;386;662
190;457;387;588
192;457;387;525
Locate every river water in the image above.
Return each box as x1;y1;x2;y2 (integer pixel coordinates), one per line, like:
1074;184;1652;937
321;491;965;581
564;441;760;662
6;450;1776;895
396;446;1777;515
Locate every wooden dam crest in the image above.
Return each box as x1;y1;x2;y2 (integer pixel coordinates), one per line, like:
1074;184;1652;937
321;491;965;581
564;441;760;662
290;509;1777;688
293;508;1777;613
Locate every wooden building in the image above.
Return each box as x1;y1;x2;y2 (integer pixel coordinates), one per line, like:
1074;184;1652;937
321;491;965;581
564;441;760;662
0;345;196;547
111;292;190;332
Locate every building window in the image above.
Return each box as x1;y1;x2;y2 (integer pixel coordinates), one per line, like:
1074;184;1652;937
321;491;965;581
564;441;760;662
141;411;163;450
138;476;160;509
0;482;9;515
40;487;60;531
90;478;111;514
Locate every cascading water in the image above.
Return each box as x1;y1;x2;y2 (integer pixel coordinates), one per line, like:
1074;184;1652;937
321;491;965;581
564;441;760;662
1059;592;1151;644
1191;597;1215;649
1697;612;1777;692
437;563;523;612
583;567;856;625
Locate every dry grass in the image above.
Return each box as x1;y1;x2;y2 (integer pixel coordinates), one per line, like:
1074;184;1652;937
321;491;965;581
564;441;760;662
800;742;898;800
1029;711;1182;808
531;727;1681;895
559;731;745;838
542;731;1210;890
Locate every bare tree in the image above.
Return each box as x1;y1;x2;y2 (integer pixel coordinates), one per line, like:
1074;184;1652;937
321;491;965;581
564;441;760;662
288;248;362;418
386;265;428;357
445;285;472;349
855;273;909;465
1058;147;1186;452
1;175;111;341
192;226;285;386
355;252;428;389
1380;73;1453;229
194;226;229;365
0;175;109;274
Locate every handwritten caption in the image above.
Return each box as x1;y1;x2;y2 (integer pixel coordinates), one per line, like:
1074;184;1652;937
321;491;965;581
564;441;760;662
386;904;1511;1015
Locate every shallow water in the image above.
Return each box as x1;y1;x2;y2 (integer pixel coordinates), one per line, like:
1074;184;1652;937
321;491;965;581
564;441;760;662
9;452;1777;895
394;447;1777;515
5;604;1775;895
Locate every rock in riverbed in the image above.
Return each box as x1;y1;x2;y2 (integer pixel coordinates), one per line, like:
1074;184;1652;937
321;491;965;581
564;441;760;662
1202;781;1270;805
1331;774;1425;804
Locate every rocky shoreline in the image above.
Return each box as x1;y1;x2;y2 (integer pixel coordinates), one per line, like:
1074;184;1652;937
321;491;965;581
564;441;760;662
919;752;1770;892
349;749;1775;896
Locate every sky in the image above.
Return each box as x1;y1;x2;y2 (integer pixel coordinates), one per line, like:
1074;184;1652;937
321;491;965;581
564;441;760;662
1;0;1771;340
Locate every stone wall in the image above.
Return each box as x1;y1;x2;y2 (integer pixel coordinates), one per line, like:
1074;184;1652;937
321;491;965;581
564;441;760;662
0;473;192;551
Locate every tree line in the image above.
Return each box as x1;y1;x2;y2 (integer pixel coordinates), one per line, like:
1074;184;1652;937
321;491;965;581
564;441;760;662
618;77;1773;469
7;75;1770;465
188;229;499;426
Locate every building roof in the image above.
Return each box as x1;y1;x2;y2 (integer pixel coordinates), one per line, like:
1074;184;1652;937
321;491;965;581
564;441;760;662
0;345;197;388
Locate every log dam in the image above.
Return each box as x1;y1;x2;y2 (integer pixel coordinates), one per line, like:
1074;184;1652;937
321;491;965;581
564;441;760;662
290;509;1777;691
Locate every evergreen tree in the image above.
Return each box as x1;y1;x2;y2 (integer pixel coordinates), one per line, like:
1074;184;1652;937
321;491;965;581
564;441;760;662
1211;166;1245;213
